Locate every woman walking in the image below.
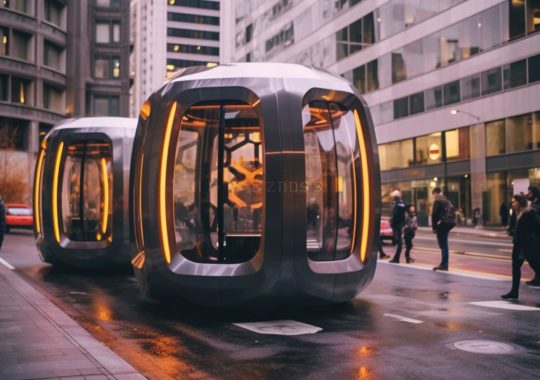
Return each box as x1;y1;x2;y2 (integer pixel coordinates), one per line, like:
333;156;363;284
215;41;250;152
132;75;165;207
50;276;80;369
501;194;540;300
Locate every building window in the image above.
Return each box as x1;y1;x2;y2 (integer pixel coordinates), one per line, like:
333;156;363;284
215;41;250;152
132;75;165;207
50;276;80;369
445;128;470;161
509;0;526;40
486;119;505;156
409;92;424;115
415;133;441;165
96;21;120;44
425;86;443;110
11;31;32;61
166;44;219;56
93;95;119;116
44;41;64;71
393;97;408;119
527;0;540;34
96;0;120;7
43;84;64;113
45;0;64;27
352;65;365;94
11;77;30;105
366;59;379;91
443;80;460;105
506;114;532;153
0;28;8;56
94;56;120;78
461;74;481;100
481;67;502;95
391;52;406;83
0;74;8;101
167;28;220;41
378;139;413;170
1;0;30;14
503;59;527;89
533;112;540;149
0;117;29;150
529;54;540;82
168;0;219;10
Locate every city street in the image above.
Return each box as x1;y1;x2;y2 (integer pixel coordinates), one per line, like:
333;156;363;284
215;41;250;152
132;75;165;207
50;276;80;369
0;230;539;379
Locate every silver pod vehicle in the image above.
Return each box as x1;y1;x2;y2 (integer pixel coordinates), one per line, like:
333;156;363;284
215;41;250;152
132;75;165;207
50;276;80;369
131;63;380;306
34;117;137;268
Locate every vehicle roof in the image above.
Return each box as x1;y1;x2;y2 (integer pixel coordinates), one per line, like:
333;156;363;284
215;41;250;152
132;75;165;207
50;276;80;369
168;62;353;92
53;117;138;131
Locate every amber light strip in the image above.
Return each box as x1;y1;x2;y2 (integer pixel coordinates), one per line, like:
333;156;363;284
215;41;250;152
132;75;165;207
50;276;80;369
99;158;109;237
160;102;177;264
353;110;370;262
52;142;64;243
33;148;45;234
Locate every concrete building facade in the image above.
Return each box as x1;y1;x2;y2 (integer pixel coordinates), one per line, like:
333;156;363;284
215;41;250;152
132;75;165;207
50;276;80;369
0;0;131;202
220;0;540;225
131;0;220;116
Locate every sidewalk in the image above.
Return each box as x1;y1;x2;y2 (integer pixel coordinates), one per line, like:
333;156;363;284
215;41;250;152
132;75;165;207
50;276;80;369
418;225;510;239
0;263;145;380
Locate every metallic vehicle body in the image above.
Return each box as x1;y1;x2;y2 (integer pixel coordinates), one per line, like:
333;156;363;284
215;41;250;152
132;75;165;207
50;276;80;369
34;117;137;268
131;63;380;306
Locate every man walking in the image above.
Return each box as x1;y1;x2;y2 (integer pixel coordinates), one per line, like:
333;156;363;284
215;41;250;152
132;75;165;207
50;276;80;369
431;187;451;271
389;190;406;264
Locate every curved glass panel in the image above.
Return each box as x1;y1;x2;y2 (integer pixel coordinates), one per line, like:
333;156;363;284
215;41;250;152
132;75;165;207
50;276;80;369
61;141;112;242
303;101;359;261
173;102;263;263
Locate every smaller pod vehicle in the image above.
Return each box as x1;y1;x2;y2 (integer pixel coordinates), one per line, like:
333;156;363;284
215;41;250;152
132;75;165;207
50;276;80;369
34;117;137;268
131;63;381;306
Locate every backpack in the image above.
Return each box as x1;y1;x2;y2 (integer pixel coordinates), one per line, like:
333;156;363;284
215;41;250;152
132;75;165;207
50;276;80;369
440;200;456;230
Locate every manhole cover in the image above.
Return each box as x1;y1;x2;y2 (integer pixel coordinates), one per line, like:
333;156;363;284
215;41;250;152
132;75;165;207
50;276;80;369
450;340;518;354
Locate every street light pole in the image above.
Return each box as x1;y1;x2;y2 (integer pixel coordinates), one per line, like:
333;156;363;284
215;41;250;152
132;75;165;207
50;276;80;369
450;109;480;121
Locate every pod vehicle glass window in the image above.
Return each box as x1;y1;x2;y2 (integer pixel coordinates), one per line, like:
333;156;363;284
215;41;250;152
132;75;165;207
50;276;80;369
132;63;380;306
34;117;137;268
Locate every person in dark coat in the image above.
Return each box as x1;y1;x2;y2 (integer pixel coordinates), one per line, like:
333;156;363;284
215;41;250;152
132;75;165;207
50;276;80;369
431;187;451;271
0;196;5;250
501;194;540;299
499;201;509;226
525;185;540;286
389;190;406;263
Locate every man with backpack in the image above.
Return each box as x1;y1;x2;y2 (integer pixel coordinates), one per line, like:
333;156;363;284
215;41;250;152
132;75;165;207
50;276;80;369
431;187;455;271
389;189;406;264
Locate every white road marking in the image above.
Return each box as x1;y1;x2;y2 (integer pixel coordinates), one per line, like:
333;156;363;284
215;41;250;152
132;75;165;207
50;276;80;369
470;301;540;311
383;313;423;324
497;249;513;253
233;320;322;335
0;257;15;270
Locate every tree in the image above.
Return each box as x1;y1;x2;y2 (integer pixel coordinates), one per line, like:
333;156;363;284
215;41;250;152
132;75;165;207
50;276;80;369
0;124;28;203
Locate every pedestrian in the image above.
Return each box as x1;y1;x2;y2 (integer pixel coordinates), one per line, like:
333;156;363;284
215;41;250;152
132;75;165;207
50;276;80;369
431;187;453;271
403;205;417;263
389;190;406;264
0;195;5;250
525;185;540;286
501;194;540;299
499;201;509;226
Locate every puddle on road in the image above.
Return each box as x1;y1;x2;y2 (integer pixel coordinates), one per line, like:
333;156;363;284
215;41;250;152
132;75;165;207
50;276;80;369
449;340;519;354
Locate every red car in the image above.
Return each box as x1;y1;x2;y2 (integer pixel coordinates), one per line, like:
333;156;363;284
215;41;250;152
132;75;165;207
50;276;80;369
380;218;394;242
5;203;34;232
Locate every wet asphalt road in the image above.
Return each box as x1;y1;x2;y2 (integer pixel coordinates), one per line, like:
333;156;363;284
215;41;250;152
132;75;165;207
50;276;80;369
1;231;540;380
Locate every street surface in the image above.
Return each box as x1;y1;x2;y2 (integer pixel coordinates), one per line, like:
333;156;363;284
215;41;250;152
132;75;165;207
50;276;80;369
1;230;539;379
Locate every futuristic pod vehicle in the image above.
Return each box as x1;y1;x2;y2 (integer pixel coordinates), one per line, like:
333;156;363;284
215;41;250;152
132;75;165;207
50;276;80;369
131;63;380;306
34;117;137;268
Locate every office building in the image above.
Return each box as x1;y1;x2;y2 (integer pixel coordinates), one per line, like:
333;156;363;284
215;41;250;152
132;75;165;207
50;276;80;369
131;0;220;116
221;0;540;225
0;0;131;202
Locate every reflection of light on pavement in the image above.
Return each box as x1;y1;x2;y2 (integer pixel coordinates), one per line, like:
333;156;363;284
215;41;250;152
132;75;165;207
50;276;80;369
94;303;112;321
234;320;322;335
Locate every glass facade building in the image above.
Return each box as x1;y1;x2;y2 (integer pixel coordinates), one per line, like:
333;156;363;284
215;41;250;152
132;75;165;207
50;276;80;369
221;0;540;225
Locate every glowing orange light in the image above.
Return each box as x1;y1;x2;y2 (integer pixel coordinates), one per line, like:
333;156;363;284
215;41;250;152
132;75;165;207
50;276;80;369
52;142;64;243
159;102;177;264
354;110;370;262
140;101;151;120
33;147;46;234
99;158;109;237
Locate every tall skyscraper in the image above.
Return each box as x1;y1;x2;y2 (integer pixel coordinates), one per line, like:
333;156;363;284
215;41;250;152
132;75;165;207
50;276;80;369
221;0;540;225
131;0;220;116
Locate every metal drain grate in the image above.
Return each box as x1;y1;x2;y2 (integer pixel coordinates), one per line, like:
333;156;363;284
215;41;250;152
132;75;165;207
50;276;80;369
450;340;518;354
